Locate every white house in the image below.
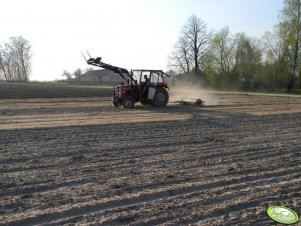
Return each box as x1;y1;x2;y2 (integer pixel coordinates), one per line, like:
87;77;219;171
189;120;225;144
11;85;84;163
80;69;124;83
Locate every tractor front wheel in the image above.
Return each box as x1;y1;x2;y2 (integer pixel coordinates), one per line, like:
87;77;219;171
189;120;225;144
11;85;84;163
122;97;135;109
112;97;120;107
152;88;169;107
140;100;148;106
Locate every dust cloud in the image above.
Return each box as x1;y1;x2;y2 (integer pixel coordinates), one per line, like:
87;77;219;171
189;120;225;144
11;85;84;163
170;79;220;106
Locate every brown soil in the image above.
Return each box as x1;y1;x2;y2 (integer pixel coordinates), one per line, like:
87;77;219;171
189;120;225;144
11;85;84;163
0;82;112;99
0;91;301;225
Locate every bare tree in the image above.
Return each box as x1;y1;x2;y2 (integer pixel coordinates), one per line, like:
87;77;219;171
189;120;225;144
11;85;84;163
9;36;31;81
169;37;192;74
182;15;211;75
0;45;7;81
73;68;83;81
2;43;13;81
0;36;31;82
62;70;72;81
169;15;211;80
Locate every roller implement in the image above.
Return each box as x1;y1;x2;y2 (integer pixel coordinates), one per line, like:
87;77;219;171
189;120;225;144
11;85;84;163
83;53;170;109
177;97;204;106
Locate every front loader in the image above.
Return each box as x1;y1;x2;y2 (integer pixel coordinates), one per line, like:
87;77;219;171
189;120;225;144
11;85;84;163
83;53;170;109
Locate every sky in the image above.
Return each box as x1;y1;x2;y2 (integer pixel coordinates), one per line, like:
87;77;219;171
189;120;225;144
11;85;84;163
0;0;284;81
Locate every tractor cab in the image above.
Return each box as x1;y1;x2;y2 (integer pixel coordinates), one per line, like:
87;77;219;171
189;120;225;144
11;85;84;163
132;70;169;102
132;70;168;86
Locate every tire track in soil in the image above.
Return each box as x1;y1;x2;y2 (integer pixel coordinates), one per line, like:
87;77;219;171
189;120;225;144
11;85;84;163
1;140;300;198
2;148;300;224
4;171;301;226
1;121;300;166
0;136;299;197
1;95;301;225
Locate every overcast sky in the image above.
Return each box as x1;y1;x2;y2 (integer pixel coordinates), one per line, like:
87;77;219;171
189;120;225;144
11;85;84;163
1;0;284;81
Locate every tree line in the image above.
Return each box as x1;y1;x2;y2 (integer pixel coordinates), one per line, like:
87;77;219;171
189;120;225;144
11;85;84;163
1;0;300;91
0;36;31;82
168;0;301;91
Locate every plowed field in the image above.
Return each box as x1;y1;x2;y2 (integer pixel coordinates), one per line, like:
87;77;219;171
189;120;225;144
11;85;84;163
1;91;301;225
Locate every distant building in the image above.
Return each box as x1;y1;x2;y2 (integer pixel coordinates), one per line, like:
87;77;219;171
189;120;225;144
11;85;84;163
80;69;124;83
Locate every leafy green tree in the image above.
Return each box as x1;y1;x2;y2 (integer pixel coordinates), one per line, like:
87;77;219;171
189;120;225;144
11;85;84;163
262;29;290;88
234;33;262;89
205;29;262;89
205;27;237;86
279;0;301;91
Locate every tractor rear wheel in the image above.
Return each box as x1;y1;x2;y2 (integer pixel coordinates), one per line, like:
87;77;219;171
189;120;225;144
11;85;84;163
122;97;134;109
152;88;169;107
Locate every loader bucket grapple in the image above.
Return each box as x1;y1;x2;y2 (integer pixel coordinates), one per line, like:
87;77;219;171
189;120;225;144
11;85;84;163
83;53;170;109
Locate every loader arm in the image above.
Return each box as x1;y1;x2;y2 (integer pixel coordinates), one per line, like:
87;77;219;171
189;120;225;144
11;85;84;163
86;56;135;84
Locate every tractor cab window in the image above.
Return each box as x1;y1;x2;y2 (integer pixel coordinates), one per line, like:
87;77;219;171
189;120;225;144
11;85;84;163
158;72;164;83
150;71;163;84
132;71;141;83
132;70;164;84
140;71;150;83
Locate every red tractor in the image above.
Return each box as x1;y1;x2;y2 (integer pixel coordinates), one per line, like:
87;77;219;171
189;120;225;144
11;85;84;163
84;55;170;109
